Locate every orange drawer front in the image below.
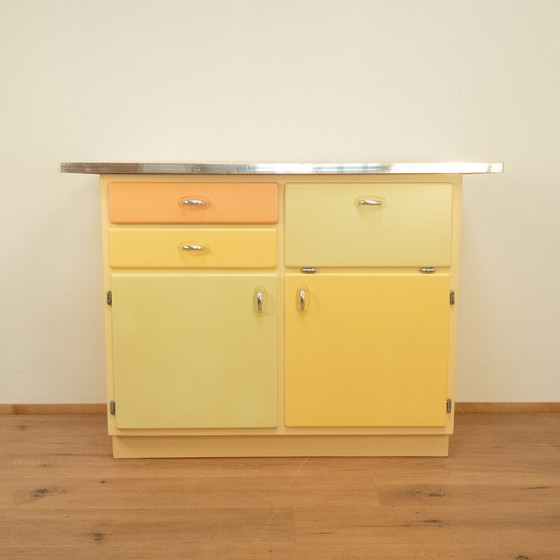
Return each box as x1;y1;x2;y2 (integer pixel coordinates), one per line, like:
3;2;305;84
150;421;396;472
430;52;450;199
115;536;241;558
109;182;278;224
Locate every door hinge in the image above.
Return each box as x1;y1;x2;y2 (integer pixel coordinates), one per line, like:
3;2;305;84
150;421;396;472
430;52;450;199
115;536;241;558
420;267;436;274
446;399;453;414
109;400;116;415
449;290;455;305
301;267;317;274
106;291;112;306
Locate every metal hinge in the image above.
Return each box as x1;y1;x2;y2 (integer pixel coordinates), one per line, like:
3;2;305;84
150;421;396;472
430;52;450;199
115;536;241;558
450;290;455;305
109;400;116;415
420;267;436;274
301;267;317;274
446;399;453;414
106;291;112;306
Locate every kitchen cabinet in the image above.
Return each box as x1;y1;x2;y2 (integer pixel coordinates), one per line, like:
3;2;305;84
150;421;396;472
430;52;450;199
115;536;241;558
60;162;502;458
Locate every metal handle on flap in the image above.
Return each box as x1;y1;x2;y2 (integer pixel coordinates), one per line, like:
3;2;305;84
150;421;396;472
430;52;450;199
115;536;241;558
356;196;385;208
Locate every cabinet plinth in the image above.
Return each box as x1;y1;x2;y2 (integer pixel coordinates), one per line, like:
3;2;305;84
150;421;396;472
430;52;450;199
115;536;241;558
90;170;488;458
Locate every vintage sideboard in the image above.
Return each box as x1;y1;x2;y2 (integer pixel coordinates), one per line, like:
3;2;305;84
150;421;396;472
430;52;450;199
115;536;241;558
61;162;502;457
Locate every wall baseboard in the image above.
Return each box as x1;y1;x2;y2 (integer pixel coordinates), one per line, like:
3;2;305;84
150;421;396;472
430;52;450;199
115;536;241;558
1;402;559;415
0;403;107;415
455;402;560;413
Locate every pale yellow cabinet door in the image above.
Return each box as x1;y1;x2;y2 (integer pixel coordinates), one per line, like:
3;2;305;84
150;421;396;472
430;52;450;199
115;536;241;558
285;273;451;427
285;183;452;267
111;274;277;429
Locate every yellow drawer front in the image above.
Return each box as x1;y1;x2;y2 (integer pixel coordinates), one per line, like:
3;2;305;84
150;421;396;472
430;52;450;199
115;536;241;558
112;274;277;429
285;183;453;267
285;273;451;427
109;228;277;268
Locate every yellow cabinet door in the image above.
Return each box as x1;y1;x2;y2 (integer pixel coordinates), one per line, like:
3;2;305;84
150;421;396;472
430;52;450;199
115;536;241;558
285;273;451;427
285;183;452;267
111;274;277;429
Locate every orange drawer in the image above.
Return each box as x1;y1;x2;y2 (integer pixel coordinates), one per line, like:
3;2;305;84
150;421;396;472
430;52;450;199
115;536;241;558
109;182;278;224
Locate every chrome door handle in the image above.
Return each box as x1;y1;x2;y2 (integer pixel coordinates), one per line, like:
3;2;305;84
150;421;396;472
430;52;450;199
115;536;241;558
298;288;307;311
254;286;266;314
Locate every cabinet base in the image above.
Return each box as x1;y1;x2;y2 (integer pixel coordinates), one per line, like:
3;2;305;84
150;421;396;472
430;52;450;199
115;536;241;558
112;434;449;458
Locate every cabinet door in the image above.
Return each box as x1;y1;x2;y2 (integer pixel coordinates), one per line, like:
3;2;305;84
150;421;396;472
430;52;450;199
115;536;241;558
285;274;451;427
285;183;452;267
111;274;277;429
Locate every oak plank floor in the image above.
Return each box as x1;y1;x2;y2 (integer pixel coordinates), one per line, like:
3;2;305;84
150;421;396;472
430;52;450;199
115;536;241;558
0;413;559;559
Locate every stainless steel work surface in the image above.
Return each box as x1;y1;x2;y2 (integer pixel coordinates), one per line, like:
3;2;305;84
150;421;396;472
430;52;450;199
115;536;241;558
59;162;503;175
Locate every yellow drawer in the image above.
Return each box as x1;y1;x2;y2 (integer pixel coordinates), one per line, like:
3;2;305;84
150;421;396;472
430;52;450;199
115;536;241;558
109;228;277;269
285;183;453;267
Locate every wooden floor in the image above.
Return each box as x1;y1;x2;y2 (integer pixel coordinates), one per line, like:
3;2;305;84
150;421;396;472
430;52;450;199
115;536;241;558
1;413;559;559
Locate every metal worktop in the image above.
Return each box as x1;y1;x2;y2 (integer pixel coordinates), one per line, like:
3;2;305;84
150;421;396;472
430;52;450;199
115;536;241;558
59;162;503;175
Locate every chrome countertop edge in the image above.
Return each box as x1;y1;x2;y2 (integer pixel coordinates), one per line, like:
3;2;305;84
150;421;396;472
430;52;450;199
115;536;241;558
59;162;504;175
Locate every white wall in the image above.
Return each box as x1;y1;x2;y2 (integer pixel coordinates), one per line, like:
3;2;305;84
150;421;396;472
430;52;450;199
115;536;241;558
1;0;559;403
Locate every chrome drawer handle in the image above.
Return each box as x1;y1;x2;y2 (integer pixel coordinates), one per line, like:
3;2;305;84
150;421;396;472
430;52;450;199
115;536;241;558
179;196;210;208
359;199;382;206
182;244;205;251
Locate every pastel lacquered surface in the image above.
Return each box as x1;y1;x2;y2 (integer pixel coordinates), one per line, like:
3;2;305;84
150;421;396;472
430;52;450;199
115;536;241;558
284;273;451;427
285;183;453;267
111;274;278;429
109;227;277;269
109;182;278;224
